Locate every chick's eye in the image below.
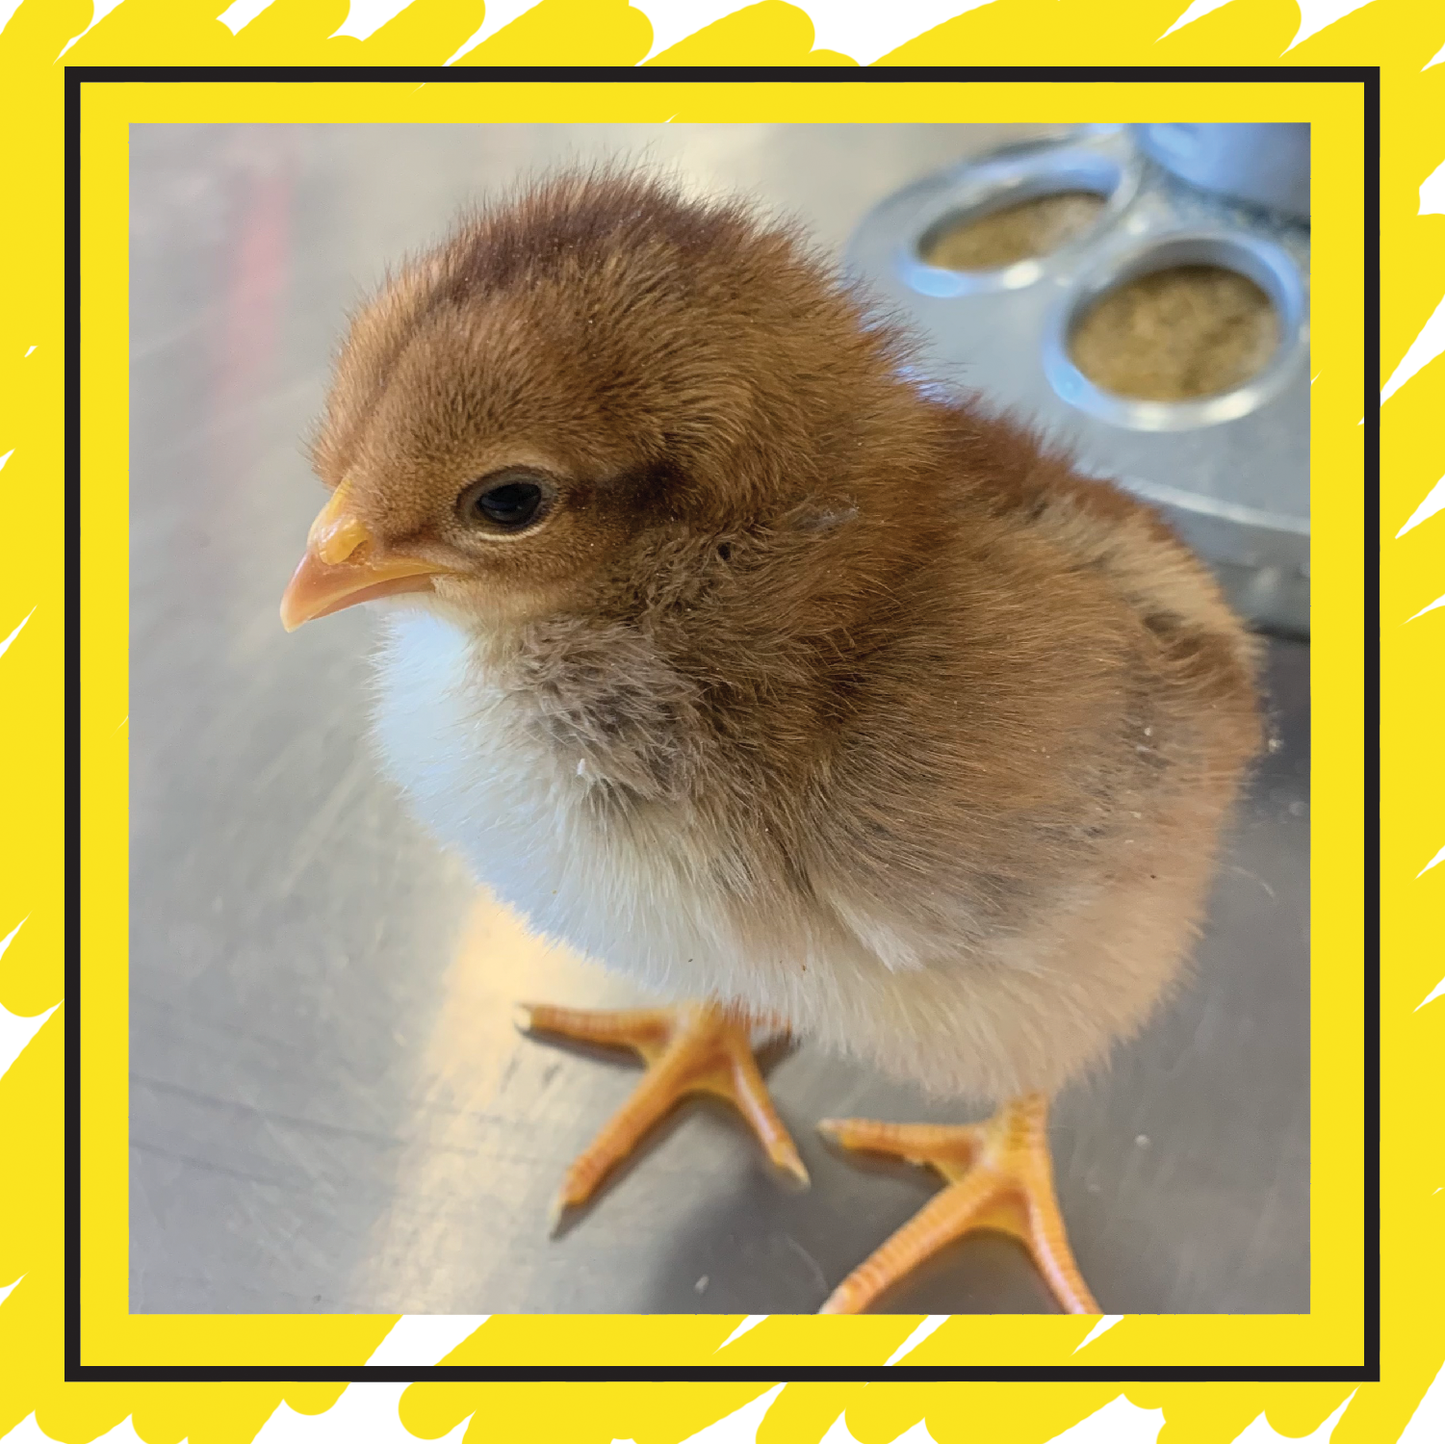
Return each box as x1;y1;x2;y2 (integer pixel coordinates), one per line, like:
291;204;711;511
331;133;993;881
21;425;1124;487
465;475;548;530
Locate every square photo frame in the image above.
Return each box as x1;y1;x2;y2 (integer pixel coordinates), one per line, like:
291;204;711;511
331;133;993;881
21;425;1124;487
68;67;1369;1385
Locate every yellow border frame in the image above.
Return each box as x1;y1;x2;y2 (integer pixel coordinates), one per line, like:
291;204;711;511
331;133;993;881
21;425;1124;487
9;0;1440;1433
77;78;1358;1376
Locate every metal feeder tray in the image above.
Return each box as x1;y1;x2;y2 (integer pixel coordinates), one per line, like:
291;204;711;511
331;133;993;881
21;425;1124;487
846;127;1311;638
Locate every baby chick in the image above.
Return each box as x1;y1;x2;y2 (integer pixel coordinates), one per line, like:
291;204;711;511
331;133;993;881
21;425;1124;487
281;169;1260;1313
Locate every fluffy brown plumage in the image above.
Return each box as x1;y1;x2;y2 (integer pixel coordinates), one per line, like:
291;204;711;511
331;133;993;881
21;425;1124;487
290;165;1260;1116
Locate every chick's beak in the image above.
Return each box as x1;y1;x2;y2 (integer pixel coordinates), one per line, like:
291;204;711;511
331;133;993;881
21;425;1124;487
280;485;451;632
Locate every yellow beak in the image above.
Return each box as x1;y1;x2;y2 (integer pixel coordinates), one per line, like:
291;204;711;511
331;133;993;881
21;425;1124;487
280;484;450;632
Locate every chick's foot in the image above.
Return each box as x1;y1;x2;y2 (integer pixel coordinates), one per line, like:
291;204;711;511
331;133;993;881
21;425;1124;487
817;1093;1099;1314
515;1000;809;1226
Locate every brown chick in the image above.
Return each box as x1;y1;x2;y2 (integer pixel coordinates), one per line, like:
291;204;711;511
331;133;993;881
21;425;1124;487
280;169;1261;1314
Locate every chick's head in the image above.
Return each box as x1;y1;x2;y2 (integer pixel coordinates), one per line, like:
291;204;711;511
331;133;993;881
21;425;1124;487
282;169;924;635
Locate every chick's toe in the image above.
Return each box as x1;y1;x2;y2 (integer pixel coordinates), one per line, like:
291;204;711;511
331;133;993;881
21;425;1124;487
818;1094;1098;1315
518;1000;808;1227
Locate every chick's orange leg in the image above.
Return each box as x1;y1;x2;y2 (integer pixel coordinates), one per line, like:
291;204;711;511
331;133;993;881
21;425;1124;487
516;1001;808;1225
817;1093;1099;1314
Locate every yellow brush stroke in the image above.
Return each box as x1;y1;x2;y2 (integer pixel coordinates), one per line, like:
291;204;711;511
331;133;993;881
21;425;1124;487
0;2;1433;1442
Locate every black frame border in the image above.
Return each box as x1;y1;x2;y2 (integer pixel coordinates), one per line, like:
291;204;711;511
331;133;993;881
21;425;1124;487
66;62;1381;1386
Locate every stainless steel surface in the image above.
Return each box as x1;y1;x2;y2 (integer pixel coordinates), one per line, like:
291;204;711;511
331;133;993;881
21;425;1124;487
1135;123;1311;221
848;128;1311;637
130;123;1308;1315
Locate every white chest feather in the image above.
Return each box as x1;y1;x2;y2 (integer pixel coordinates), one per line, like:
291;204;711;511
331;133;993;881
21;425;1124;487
369;613;810;1008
